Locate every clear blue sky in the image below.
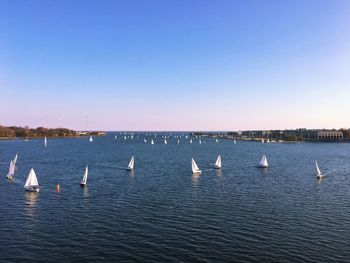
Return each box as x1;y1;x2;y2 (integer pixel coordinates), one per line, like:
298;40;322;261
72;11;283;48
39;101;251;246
1;0;349;131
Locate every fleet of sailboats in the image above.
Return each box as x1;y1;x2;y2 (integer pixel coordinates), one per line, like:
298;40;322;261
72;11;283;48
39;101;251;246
4;136;329;192
24;168;40;192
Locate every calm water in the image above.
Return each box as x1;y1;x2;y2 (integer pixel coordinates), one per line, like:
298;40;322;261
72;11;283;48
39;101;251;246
1;134;350;262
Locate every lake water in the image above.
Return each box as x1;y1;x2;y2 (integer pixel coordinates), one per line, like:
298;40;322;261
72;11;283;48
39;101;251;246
1;134;350;262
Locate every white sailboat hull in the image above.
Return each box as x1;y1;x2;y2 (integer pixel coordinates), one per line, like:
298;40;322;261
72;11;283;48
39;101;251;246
25;186;40;192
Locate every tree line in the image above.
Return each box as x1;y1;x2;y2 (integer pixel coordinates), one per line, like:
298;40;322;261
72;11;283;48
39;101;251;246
0;125;78;138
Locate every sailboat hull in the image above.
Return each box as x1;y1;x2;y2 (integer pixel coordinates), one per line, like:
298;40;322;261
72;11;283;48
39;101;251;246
214;165;221;169
24;186;40;192
80;182;86;187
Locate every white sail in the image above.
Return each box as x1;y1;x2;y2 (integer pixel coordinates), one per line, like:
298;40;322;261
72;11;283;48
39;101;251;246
127;156;134;171
315;161;323;179
144;138;147;143
189;139;193;144
124;136;127;140
258;155;268;168
267;139;270;143
24;168;39;188
233;139;236;144
191;158;201;174
214;155;222;169
216;139;219;143
199;139;202;144
115;135;117;139
7;160;15;178
13;153;18;165
177;139;180;144
151;139;154;145
89;135;93;142
81;165;88;185
164;139;167;144
261;139;264;143
44;136;47;147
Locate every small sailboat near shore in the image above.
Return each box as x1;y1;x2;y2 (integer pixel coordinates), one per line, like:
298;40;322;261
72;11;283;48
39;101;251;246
89;135;93;142
214;155;222;169
80;165;88;187
24;168;40;192
191;158;201;174
151;139;154;145
126;156;135;171
258;155;268;168
315;161;324;180
44;136;47;147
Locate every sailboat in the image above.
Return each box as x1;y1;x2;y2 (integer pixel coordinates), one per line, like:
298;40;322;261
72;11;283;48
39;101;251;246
24;168;40;192
258;155;268;168
199;139;202;144
267;138;270;143
189;139;193;144
191;158;202;174
233;139;236;144
177;139;180;144
6;160;15;179
115;135;117;139
164;139;167;144
315;161;324;179
126;156;135;171
144;138;147;143
151;139;154;145
261;139;264;143
89;135;93;142
44;136;47;147
80;165;88;187
214;155;222;169
216;138;219;143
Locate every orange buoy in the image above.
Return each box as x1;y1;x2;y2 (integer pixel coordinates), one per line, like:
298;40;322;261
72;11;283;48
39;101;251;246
56;184;60;192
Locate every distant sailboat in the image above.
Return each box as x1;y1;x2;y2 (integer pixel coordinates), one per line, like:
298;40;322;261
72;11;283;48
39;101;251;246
80;165;88;187
144;138;147;143
89;135;93;142
126;156;135;171
164;139;167;144
267;138;270;143
44;136;47;147
124;136;127;140
258;155;268;168
24;168;40;192
6;161;15;179
115;135;117;139
315;161;324;179
233;139;236;144
191;158;202;174
189;139;193;144
261;139;264;143
214;155;222;169
177;139;180;144
151;139;154;145
216;139;219;143
199;139;202;144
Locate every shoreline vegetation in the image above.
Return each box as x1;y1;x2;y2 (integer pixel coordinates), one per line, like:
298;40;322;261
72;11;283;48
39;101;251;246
0;125;105;140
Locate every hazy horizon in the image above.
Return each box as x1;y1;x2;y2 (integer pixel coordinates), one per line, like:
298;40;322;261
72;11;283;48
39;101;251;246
1;0;350;131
